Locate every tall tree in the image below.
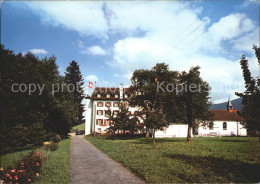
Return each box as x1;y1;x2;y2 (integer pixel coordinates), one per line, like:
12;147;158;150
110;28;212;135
64;61;85;123
179;66;213;141
130;63;179;144
0;45;77;154
236;45;260;141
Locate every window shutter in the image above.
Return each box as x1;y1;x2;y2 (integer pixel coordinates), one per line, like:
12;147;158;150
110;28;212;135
96;119;98;125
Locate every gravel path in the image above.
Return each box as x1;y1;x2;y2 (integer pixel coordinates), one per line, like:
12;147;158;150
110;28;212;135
70;135;144;184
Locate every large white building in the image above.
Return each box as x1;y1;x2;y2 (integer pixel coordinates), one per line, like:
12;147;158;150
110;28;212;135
85;85;139;134
85;87;247;137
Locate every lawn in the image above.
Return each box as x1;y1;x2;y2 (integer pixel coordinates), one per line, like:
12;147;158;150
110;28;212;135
86;136;260;183
1;149;32;168
35;137;71;184
71;123;85;132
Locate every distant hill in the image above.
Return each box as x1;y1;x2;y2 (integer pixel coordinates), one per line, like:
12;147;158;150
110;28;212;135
210;98;242;111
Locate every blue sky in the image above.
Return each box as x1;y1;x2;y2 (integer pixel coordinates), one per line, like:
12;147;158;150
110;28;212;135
1;1;259;103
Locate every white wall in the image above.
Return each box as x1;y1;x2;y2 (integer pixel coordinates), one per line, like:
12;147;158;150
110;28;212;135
85;98;92;135
155;124;190;138
198;121;247;136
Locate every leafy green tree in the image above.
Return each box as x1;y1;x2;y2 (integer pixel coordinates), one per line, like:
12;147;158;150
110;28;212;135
130;63;179;144
64;61;85;123
106;102;140;134
236;45;260;141
179;66;213;141
0;45;78;153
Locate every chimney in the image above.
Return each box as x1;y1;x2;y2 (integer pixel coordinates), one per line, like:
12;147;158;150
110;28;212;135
120;83;123;100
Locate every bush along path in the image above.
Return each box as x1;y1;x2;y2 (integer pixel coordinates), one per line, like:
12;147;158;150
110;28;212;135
0;139;61;184
0;151;45;183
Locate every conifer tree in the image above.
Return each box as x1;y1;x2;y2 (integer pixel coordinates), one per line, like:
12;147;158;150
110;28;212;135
64;61;85;123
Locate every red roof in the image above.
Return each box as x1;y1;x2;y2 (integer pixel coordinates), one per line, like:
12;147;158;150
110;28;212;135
209;110;243;122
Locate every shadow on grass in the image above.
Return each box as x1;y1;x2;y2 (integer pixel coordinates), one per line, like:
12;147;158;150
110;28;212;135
164;153;260;183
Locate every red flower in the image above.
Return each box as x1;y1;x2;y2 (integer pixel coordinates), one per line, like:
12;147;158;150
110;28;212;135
0;167;3;171
14;176;18;180
11;169;16;173
28;179;31;182
35;162;40;167
37;152;41;155
35;173;39;177
1;180;4;184
6;173;10;177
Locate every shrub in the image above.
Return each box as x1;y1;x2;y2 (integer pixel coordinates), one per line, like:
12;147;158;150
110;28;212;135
43;141;59;151
0;151;45;183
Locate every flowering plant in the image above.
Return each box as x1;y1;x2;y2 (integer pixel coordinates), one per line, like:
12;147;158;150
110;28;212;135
0;151;45;184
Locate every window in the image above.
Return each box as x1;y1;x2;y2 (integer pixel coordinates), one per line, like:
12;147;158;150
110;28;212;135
124;102;128;107
97;110;103;116
104;120;107;126
223;122;227;130
114;94;119;98
97;93;101;98
96;119;103;125
106;93;110;98
124;93;128;98
106;102;111;107
209;121;214;130
113;102;119;107
97;102;103;107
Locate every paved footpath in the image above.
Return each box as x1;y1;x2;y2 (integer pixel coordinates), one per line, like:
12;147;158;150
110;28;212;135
70;135;144;184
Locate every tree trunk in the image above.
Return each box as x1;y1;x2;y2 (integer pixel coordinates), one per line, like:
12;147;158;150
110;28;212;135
146;127;150;138
187;124;192;142
259;128;260;142
152;129;156;145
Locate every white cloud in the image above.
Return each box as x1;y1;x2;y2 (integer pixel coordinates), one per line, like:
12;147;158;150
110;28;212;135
81;46;108;55
24;1;258;102
85;74;99;82
29;49;47;54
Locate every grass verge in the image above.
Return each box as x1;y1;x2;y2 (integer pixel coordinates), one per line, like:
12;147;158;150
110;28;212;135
71;123;85;133
1;149;32;168
34;137;71;184
86;136;260;183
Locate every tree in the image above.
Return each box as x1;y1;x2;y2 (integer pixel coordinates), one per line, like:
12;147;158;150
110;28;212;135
106;102;140;134
179;66;213;141
130;63;179;144
236;45;260;141
64;61;85;123
0;45;78;153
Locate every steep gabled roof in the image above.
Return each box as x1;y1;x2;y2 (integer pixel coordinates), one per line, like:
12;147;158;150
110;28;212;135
209;110;243;122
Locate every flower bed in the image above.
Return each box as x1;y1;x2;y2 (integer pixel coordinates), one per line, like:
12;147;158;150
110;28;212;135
0;151;45;184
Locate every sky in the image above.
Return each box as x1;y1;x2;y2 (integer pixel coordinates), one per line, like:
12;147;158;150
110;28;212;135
1;0;259;103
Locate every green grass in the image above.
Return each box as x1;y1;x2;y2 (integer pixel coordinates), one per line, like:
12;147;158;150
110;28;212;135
1;149;32;168
86;136;260;183
35;137;71;184
71;123;85;132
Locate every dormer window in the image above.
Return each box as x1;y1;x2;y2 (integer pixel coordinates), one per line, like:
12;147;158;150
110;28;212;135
114;94;119;98
124;93;128;98
106;93;110;98
97;93;101;98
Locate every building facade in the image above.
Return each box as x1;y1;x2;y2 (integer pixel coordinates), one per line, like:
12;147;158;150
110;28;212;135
85;85;139;134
